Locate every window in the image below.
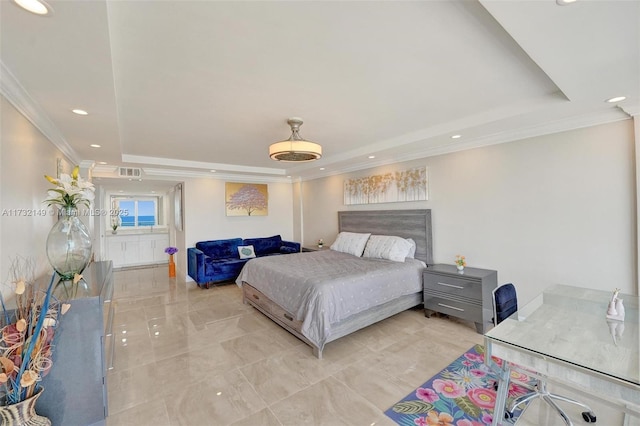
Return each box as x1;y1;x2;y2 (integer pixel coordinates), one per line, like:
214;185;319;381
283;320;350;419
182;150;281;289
111;196;161;229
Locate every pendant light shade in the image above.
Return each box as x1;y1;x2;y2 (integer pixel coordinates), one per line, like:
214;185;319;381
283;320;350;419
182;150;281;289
269;117;322;162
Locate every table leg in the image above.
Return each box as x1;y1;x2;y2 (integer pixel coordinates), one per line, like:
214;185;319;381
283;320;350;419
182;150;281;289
492;363;512;426
485;340;512;426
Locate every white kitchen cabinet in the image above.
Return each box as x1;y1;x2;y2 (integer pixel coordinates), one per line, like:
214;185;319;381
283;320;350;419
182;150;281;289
139;234;170;263
106;233;169;267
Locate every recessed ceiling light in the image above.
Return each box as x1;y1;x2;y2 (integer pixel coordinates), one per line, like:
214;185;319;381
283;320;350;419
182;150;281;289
320;167;325;171
286;175;291;178
98;161;107;165
368;155;376;159
72;109;88;115
556;0;577;5
13;0;53;15
606;96;627;103
90;144;101;148
210;170;216;173
451;134;462;139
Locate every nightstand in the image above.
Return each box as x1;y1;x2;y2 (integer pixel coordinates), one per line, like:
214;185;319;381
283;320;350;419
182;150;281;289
423;264;497;334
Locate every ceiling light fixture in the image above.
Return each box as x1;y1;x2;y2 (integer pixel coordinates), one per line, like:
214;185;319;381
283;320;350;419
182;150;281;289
269;117;322;162
368;155;376;159
451;134;462;139
606;96;627;103
556;0;577;5
13;0;53;15
90;144;101;148
72;109;88;115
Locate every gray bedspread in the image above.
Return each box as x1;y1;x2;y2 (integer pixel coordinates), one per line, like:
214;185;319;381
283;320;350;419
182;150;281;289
235;249;425;349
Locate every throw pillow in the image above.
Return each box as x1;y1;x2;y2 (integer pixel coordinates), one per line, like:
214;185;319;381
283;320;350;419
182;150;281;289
330;232;371;257
362;235;412;262
406;238;417;259
237;245;256;259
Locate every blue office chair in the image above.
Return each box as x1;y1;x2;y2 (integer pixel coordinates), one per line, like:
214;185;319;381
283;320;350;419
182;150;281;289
492;283;597;425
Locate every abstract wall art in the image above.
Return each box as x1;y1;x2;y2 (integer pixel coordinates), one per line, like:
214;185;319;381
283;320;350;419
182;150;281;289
344;167;428;205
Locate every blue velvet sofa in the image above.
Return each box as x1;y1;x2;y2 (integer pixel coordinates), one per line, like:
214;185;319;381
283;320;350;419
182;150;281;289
187;235;300;288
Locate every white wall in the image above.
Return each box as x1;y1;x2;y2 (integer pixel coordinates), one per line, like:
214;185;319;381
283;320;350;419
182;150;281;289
0;96;72;300
302;120;636;305
182;177;294;281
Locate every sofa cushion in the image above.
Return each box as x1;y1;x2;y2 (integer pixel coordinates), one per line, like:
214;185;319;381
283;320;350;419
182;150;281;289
204;257;248;277
196;238;243;259
243;235;282;256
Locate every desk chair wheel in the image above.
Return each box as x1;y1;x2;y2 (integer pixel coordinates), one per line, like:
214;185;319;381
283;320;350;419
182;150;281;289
582;411;596;423
504;411;513;420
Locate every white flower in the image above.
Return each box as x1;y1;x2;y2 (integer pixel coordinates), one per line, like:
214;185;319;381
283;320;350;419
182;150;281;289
44;165;95;209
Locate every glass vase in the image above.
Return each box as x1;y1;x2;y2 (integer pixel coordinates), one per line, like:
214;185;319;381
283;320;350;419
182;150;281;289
46;207;92;281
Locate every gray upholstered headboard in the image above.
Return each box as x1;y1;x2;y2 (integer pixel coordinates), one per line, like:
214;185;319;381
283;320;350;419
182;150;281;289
338;209;433;265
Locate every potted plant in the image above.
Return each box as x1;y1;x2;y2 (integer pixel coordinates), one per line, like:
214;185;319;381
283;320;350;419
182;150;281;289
165;247;178;278
455;254;466;272
43;166;94;281
110;215;120;235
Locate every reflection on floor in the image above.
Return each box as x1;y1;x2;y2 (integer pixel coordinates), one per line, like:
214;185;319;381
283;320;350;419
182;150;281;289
105;266;631;426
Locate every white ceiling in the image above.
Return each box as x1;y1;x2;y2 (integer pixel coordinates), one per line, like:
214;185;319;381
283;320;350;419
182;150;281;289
1;0;638;187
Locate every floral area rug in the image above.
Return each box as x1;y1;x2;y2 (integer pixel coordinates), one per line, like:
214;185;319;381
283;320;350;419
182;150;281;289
385;344;535;426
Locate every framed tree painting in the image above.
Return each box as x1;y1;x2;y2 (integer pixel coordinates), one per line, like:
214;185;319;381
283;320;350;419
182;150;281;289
225;182;268;216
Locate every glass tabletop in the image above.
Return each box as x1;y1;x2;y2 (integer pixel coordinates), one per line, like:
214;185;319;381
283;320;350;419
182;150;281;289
485;284;639;387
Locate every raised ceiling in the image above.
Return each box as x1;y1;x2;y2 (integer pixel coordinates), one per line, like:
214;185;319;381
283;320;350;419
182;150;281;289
1;0;638;183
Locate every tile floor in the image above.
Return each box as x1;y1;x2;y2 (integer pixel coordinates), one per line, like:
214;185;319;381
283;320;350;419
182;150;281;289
105;265;634;426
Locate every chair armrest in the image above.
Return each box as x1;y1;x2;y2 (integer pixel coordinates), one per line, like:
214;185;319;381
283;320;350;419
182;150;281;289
281;240;301;253
187;247;207;283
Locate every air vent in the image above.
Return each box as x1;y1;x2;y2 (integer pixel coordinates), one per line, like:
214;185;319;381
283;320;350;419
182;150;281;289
118;167;142;178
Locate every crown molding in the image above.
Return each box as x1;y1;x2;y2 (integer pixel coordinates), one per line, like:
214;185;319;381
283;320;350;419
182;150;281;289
143;168;291;184
297;108;631;181
0;61;80;164
121;154;286;176
93;164;291;184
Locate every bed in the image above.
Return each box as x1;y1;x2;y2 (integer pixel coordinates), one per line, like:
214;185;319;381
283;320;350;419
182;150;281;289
236;209;433;358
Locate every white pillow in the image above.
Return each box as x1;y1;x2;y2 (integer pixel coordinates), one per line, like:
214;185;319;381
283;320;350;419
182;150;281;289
363;235;412;262
406;238;416;259
237;245;256;259
330;232;371;257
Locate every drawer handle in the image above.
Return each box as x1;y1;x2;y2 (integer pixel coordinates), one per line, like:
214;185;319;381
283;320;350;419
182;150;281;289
438;303;465;312
253;294;260;300
284;313;294;321
437;282;464;289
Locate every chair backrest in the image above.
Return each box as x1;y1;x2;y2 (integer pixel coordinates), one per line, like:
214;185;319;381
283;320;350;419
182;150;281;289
492;283;518;326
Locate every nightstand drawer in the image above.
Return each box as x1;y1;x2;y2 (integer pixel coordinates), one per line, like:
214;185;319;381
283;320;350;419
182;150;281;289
423;274;481;301
424;297;482;323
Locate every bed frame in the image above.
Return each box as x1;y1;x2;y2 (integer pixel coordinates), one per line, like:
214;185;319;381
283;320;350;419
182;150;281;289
242;209;433;358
